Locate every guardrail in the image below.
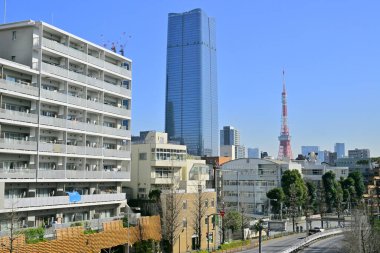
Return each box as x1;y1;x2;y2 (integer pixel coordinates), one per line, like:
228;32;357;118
279;228;344;253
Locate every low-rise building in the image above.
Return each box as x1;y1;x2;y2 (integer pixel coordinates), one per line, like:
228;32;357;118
220;158;302;216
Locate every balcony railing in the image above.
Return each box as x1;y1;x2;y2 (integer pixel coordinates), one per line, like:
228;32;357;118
39;142;66;153
40;89;67;103
3;193;126;209
0;138;37;151
0;169;130;180
103;149;130;158
0;109;38;124
41;62;69;78
42;37;131;78
0;78;39;97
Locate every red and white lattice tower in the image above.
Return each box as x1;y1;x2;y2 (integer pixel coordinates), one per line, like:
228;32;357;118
278;70;293;160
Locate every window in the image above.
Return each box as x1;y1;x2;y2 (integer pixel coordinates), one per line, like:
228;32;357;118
11;56;16;61
182;219;187;228
211;199;215;207
139;153;147;160
205;199;209;208
183;200;187;210
12;31;16;40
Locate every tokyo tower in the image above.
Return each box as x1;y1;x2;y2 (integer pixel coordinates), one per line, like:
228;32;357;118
278;70;293;160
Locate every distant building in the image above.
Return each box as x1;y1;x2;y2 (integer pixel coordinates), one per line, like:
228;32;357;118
248;148;260;159
336;157;374;184
220;126;245;159
220;145;235;159
348;148;371;159
295;160;348;184
301;146;320;157
165;9;218;156
334;143;345;158
221;158;302;216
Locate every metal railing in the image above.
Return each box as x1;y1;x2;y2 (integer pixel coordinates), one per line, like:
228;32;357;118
3;193;126;209
0;78;39;97
0;138;37;151
279;228;344;253
0;108;38;124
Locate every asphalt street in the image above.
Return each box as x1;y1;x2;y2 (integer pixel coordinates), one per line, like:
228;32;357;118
299;234;344;253
242;233;309;253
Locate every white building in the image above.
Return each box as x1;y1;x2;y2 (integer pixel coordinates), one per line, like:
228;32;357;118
0;20;132;229
348;148;371;159
126;131;210;199
220;158;302;216
296;160;348;183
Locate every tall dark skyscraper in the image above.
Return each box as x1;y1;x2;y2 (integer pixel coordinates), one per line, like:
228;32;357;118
165;9;218;156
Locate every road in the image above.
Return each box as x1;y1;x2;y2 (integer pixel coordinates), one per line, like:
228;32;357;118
299;234;344;253
242;233;309;253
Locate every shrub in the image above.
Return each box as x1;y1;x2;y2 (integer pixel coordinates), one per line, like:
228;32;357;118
24;227;46;244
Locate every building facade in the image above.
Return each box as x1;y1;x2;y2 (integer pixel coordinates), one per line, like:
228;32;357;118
247;148;260;159
0;20;131;229
334;143;345;158
348;148;371;159
165;9;218;157
301;146;320;158
127;131;211;199
220;158;302;216
220;126;240;146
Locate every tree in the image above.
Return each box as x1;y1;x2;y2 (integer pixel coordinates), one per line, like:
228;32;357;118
266;187;285;215
322;171;340;212
281;170;307;208
191;185;208;250
161;189;183;253
223;210;242;233
316;184;327;228
305;181;317;213
253;219;265;253
287;184;298;232
348;171;365;202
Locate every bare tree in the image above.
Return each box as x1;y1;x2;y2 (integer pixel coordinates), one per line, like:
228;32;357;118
342;208;380;253
2;199;24;253
161;188;183;253
191;185;208;250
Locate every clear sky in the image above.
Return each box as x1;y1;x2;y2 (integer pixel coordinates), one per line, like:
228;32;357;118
2;0;380;157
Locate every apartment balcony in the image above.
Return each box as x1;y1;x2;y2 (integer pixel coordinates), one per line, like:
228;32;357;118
85;146;103;156
66;145;86;155
39;115;67;128
39;142;66;153
102;126;130;138
86;76;104;89
3;193;126;209
150;177;175;185
102;104;131;117
0;169;130;180
40;89;67;103
0;138;37;151
103;149;130;158
104;61;131;78
0;108;38;124
41;62;68;78
0;78;39;97
42;38;131;79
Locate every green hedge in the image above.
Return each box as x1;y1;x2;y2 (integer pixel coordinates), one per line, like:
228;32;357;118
24;227;46;244
219;240;250;250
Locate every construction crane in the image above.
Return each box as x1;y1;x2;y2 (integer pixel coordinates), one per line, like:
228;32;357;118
100;32;131;56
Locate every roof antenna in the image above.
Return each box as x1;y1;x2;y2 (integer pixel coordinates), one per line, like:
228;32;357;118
51;13;54;25
3;0;6;24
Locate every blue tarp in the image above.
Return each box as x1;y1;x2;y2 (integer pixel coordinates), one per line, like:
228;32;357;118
67;191;81;203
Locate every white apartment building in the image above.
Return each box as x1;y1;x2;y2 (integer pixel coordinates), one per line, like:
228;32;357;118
295;160;348;183
0;20;131;230
127;131;210;199
221;158;302;216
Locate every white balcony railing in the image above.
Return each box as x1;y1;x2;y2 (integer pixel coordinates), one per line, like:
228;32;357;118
0;109;38;124
103;149;130;158
40;89;67;103
0;78;39;97
41;62;68;78
3;193;126;209
0;138;37;151
39;142;66;153
0;169;130;180
39;115;67;128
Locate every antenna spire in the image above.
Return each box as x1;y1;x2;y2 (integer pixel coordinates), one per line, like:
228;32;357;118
3;0;6;24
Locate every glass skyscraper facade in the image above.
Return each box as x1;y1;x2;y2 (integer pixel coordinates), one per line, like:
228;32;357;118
165;9;218;156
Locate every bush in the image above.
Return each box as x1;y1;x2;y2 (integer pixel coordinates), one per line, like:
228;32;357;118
219;240;250;250
24;227;46;244
70;222;83;227
84;229;97;235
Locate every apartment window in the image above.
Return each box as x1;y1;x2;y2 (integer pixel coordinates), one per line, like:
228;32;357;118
183;200;187;210
139;153;147;160
12;31;16;40
138;188;146;193
211;199;215;207
205;199;209;208
11;56;16;61
182;218;187;228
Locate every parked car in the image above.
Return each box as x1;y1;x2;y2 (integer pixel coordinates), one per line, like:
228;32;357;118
308;227;325;235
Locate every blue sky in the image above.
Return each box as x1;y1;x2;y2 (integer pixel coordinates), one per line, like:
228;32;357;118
2;0;380;157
